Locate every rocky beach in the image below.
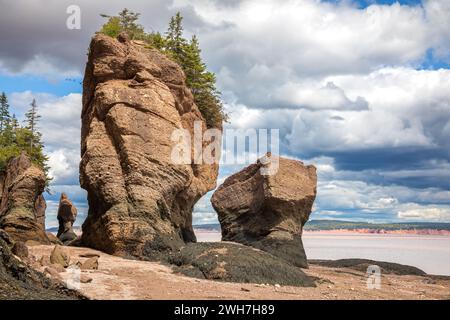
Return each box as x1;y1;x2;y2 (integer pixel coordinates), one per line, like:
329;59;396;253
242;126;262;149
1;14;450;302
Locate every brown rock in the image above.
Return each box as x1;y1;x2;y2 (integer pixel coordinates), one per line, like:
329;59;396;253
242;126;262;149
0;234;84;300
44;266;62;280
80;33;220;257
39;255;51;267
50;245;70;268
11;241;29;259
56;193;78;243
25;240;42;247
80;257;98;270
211;155;317;268
50;263;66;273
0;152;50;244
80;275;93;284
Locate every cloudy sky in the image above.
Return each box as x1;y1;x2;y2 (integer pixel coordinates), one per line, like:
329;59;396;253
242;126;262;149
1;0;449;227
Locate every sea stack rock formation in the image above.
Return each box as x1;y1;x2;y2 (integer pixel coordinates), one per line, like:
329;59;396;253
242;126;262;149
211;155;317;268
80;33;220;257
56;193;78;243
0;153;49;244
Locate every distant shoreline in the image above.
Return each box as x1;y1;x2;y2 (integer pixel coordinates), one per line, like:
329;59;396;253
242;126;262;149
193;228;450;236
302;229;450;236
192;219;450;236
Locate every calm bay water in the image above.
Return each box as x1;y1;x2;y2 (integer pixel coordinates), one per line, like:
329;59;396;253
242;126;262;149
195;230;450;276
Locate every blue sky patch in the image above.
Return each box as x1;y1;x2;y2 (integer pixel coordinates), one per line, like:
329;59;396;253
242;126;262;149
0;74;82;97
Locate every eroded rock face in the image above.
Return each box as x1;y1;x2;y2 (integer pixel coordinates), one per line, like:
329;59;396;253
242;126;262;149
0;153;49;244
80;33;219;257
211;155;317;268
57;193;78;243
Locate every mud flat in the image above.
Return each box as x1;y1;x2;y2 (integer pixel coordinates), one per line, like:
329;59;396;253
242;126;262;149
27;245;450;300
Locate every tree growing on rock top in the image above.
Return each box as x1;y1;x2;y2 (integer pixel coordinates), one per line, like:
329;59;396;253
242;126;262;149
0;93;50;187
0;92;10;132
99;10;227;128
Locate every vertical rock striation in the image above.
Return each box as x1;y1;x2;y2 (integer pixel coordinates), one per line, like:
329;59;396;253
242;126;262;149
80;33;220;257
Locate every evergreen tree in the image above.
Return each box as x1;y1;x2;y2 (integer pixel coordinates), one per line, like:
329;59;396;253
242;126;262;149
165;12;187;63
23;99;50;187
183;35;205;94
25;99;42;153
10;113;19;131
183;35;227;127
100;8;145;40
0;92;10;132
144;31;166;50
99;16;121;38
0;95;50;187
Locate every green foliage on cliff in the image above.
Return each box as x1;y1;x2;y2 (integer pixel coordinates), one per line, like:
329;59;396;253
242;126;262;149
0;92;50;185
99;9;227;128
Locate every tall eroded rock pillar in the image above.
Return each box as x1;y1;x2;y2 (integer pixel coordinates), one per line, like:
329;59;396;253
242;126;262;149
80;33;220;257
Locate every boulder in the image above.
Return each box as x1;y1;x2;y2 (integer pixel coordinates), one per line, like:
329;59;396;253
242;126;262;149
80;275;93;284
56;193;78;243
0;233;84;299
80;33;220;257
11;241;29;259
44;267;62;280
49;263;66;273
211;155;317;268
39;255;51;267
80;257;98;270
0;152;49;244
50;245;70;268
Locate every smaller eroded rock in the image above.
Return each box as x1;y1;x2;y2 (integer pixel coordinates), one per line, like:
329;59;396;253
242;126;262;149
211;155;317;268
81;257;98;270
0;153;50;244
56;193;78;243
50;245;70;268
80;275;93;284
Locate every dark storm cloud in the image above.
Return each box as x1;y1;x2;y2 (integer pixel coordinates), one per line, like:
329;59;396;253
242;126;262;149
0;0;206;75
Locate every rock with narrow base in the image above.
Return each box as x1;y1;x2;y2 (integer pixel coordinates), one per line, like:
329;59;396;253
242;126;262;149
211;155;317;268
0;153;49;244
80;33;220;257
56;193;78;243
